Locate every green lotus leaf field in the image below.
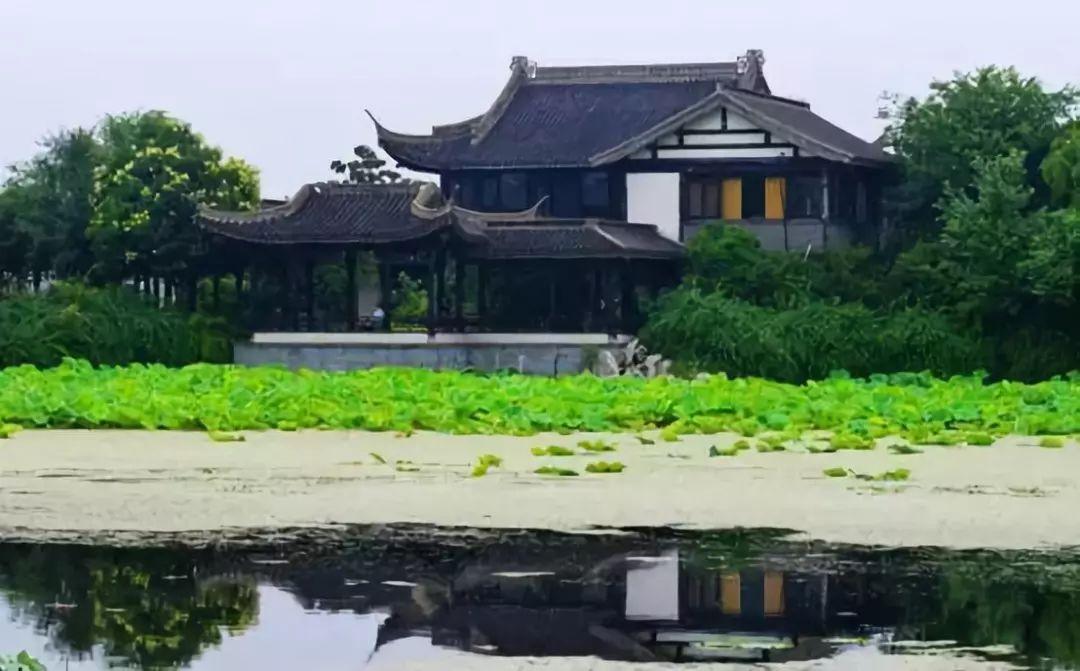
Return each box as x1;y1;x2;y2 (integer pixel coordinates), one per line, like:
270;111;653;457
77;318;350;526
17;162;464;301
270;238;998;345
0;359;1076;440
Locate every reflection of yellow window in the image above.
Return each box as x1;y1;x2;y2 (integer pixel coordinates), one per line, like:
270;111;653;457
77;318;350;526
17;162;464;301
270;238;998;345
721;572;741;615
764;570;785;617
722;179;743;219
765;177;787;219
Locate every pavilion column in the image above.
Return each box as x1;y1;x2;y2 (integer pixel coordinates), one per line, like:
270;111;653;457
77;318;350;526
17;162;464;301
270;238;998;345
585;265;601;333
378;259;393;332
435;247;447;332
476;263;488;331
453;256;466;332
547;268;558;331
821;168;831;250
619;262;637;334
304;259;315;332
344;249;358;332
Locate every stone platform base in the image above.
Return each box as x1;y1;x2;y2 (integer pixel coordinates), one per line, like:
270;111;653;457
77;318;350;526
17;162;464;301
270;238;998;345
234;333;632;375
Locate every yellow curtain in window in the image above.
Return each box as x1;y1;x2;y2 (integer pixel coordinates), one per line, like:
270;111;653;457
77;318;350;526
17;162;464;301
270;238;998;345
764;570;785;616
765;177;786;219
720;572;742;615
721;179;742;219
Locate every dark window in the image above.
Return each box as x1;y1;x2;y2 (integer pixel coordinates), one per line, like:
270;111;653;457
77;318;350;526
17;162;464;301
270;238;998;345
500;173;528;211
788;176;824;218
530;176;552;216
704;183;721;218
552;174;581;217
855;181;868;223
581;172;610;214
456;177;477;209
687;181;704;218
742;176;766;218
481;176;499;210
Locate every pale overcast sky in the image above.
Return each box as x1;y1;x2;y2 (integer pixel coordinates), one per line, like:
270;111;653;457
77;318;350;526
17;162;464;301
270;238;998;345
2;0;1076;197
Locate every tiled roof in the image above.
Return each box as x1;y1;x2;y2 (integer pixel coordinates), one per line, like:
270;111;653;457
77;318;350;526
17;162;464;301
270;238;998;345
197;182;451;245
197;183;684;261
720;89;893;165
466;219;685;260
373;51;891;170
373;81;722;170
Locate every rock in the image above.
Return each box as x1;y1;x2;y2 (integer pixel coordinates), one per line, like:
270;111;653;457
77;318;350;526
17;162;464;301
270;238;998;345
594;350;620;378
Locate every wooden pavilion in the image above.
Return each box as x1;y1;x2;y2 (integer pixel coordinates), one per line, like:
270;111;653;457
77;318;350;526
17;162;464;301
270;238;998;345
197;182;683;336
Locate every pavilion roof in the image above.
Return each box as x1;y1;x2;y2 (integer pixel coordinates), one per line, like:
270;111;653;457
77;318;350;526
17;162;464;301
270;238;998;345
197;182;684;261
372;51;891;171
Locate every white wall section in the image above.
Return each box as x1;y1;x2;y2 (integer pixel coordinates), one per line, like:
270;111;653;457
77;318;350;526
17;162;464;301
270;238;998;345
626;172;681;241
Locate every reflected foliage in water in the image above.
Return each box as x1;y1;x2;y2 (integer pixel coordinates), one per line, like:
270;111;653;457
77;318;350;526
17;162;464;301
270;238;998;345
0;546;257;668
0;529;1079;668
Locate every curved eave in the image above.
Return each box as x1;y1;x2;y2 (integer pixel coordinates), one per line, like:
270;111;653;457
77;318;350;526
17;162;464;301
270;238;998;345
196;216;452;247
368;110;465;173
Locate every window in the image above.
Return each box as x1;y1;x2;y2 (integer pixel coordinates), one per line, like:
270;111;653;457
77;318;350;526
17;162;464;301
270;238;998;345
856;181;868;223
687;181;704;218
530;176;552;216
742;176;766;218
481;176;499;210
787;176;824;218
456;178;477;209
684;178;724;219
551;174;581;217
581;172;610;214
500;173;528;211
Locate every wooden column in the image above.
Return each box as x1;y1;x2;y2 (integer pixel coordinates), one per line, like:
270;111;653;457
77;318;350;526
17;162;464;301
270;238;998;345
278;264;291;331
435;248;447;331
453;256;466;332
378;260;393;332
476;263;488;330
620;262;637;334
304;259;315;331
345;249;358;332
585;265;601;333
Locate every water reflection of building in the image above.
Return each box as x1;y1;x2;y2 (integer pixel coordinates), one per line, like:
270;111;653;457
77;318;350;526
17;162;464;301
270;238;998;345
278;548;876;664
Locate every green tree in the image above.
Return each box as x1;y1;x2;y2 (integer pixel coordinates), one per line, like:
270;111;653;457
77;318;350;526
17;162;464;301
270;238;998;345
0;129;99;284
89;111;260;295
890;151;1080;378
887;67;1077;236
1042;122;1080;208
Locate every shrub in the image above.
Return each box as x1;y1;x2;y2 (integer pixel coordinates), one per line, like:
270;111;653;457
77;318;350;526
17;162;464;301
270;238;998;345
641;289;981;382
0;283;233;368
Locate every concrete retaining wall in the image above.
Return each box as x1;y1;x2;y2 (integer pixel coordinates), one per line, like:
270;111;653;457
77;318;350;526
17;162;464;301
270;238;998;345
234;333;631;375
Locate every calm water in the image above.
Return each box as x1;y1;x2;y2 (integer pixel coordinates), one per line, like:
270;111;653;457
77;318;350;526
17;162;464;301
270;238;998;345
0;526;1077;669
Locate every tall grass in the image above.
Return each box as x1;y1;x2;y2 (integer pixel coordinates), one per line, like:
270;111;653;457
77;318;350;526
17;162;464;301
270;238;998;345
0;283;233;367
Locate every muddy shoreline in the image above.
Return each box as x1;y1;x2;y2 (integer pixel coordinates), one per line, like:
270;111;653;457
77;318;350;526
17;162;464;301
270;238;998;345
0;429;1077;549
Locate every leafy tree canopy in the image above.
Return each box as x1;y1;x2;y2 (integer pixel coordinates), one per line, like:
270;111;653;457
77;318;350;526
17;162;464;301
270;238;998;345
1;129;99;281
89;111;260;282
887;67;1078;233
1042;122;1080;209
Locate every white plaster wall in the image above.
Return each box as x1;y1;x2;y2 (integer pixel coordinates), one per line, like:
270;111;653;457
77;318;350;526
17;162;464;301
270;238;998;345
657;146;794;159
625;552;680;622
626;172;681;241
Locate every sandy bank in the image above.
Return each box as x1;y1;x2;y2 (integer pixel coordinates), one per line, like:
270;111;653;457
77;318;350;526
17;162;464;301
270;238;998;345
0;429;1077;549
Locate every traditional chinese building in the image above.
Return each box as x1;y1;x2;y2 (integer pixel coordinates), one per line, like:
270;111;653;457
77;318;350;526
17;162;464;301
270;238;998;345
198;50;890;372
374;49;892;252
